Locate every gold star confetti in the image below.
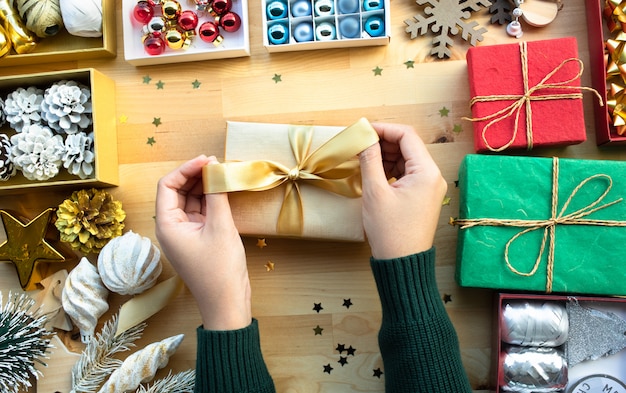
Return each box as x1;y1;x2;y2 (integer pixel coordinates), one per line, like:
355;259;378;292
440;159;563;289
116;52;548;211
265;260;275;272
256;238;267;249
442;196;451;206
119;114;128;124
0;209;69;290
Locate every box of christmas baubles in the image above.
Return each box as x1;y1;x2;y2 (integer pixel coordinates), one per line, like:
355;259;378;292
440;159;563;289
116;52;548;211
262;0;390;52
0;68;118;194
0;0;116;67
122;0;250;66
495;293;626;393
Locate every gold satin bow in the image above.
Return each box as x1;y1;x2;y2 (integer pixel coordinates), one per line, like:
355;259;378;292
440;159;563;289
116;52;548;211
203;118;379;236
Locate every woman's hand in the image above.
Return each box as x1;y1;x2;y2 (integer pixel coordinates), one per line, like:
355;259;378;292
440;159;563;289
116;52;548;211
155;155;251;330
359;123;447;259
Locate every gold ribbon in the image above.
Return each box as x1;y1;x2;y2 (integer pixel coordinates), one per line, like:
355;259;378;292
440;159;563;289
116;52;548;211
452;157;626;293
202;118;379;236
463;41;603;152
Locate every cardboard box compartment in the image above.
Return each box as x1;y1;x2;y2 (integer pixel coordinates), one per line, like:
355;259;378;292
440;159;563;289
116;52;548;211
262;0;390;52
585;0;626;145
122;0;250;66
495;293;626;392
0;1;116;67
0;68;118;194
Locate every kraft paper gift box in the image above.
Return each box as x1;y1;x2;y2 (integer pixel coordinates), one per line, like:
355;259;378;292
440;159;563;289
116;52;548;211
454;154;626;296
203;118;379;241
465;37;596;153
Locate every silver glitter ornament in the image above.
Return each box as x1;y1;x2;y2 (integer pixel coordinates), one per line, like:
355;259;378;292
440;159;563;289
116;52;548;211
502;346;568;392
501;301;569;347
566;300;626;368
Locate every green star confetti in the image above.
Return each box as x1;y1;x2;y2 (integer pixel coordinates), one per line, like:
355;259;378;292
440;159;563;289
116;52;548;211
453;124;463;133
192;79;201;89
313;325;324;335
152;118;161;127
372;66;383;76
439;106;450;117
147;137;156;146
404;60;415;68
272;74;282;83
156;80;165;89
142;75;152;84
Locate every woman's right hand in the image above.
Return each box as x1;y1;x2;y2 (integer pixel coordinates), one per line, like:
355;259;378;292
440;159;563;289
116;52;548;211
359;123;448;260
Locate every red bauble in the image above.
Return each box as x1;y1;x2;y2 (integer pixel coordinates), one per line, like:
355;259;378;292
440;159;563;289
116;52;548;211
211;0;232;15
133;1;154;24
198;21;220;42
219;12;241;33
144;34;166;55
178;10;199;31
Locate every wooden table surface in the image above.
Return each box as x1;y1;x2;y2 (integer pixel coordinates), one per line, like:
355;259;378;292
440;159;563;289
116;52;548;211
0;0;622;392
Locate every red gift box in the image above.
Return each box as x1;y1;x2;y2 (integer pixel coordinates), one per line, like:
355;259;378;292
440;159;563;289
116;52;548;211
466;38;592;153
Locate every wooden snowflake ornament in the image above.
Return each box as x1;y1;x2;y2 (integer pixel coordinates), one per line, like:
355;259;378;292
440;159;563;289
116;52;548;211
405;0;492;58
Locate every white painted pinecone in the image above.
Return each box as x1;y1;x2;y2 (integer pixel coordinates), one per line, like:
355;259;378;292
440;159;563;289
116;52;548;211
10;123;65;180
62;257;109;343
97;231;162;295
97;334;184;393
4;86;43;133
41;80;92;134
0;134;16;181
62;131;94;179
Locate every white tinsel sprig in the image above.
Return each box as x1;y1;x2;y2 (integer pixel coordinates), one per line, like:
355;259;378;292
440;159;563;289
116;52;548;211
135;369;195;393
71;315;146;393
0;291;54;393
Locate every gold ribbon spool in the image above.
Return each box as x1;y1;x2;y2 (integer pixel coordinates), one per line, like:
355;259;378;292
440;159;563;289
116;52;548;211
452;157;626;293
203;118;380;236
464;41;602;152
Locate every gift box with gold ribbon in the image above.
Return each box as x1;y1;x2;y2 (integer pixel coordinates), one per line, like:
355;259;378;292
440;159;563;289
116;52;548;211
202;118;379;241
465;37;601;153
453;154;626;296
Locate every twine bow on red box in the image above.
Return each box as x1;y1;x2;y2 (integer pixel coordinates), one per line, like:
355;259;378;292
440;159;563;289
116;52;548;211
464;41;603;152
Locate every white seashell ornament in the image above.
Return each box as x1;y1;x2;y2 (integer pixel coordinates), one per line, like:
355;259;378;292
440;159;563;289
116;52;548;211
97;334;184;393
97;231;162;296
61;257;109;343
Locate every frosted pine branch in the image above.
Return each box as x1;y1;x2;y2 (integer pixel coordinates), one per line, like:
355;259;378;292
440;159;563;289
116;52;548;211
0;291;53;393
135;369;195;393
71;314;146;393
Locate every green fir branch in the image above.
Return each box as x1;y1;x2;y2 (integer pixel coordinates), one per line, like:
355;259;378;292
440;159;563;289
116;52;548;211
135;369;195;393
71;314;146;393
0;291;53;393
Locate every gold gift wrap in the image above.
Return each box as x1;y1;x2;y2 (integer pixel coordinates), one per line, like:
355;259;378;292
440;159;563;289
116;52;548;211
203;118;379;241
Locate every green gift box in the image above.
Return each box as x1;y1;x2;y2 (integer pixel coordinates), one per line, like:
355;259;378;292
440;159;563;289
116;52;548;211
454;154;626;296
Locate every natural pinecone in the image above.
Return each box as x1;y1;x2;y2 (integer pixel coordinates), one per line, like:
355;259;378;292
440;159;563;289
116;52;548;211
62;131;95;179
3;86;44;133
41;80;92;134
55;188;126;254
10;123;65;181
0;134;16;181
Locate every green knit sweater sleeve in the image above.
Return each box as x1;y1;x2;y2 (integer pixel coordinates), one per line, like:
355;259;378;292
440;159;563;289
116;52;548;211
370;247;472;392
195;319;275;393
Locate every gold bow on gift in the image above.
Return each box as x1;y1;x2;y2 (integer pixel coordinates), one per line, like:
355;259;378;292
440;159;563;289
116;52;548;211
203;118;379;236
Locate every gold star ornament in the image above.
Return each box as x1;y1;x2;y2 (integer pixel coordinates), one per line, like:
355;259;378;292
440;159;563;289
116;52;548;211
0;209;74;290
